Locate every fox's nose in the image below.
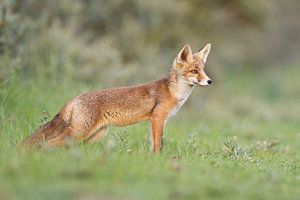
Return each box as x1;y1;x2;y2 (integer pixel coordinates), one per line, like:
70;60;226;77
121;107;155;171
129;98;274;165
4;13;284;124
207;80;212;85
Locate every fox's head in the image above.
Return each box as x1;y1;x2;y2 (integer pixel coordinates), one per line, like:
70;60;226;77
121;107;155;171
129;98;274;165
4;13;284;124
173;43;212;86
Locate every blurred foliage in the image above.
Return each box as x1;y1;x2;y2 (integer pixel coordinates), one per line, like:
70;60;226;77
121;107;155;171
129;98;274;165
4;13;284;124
0;4;299;199
0;0;300;86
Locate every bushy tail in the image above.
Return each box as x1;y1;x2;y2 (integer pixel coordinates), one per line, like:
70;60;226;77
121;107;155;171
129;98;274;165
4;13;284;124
22;114;68;146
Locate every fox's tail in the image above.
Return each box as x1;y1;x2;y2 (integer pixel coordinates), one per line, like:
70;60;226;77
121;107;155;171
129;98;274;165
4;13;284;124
22;114;68;146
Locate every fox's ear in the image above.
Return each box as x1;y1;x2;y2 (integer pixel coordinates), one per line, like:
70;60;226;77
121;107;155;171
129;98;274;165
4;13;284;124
177;44;193;63
196;43;211;63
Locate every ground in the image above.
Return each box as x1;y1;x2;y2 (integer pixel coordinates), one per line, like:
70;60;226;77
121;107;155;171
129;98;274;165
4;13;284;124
0;66;299;200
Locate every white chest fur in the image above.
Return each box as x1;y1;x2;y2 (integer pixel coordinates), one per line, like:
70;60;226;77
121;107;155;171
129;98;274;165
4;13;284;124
168;79;194;119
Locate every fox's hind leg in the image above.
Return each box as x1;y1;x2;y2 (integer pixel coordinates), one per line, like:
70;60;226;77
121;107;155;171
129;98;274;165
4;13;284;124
46;127;74;147
85;126;108;144
46;101;109;147
47;124;104;147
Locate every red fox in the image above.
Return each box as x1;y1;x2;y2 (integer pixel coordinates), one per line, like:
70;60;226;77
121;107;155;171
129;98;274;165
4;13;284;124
23;43;212;153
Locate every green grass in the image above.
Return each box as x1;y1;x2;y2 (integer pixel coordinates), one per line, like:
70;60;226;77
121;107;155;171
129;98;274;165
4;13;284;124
0;66;299;200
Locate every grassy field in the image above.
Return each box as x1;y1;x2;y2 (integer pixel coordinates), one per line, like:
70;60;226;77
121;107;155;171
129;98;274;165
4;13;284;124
0;65;299;200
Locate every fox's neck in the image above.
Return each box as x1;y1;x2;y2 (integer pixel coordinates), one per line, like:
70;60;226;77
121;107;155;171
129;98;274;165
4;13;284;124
167;68;194;101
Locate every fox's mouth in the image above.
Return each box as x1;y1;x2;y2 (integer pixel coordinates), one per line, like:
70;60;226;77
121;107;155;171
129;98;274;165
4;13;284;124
198;83;209;87
189;81;208;86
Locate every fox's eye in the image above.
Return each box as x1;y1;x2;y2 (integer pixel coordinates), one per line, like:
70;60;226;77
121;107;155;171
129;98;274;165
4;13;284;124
191;70;198;74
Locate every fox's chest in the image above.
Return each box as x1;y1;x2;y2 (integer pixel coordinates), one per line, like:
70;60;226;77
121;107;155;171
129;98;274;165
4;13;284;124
167;98;188;118
167;85;193;119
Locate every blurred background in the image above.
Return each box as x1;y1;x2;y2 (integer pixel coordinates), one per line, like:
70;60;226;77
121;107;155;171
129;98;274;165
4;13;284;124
0;0;300;132
0;1;300;199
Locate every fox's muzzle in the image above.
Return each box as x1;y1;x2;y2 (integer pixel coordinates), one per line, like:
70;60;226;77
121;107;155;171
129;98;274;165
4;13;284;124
198;79;212;86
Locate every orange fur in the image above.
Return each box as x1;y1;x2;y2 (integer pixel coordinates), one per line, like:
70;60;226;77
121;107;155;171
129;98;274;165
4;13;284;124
23;43;212;153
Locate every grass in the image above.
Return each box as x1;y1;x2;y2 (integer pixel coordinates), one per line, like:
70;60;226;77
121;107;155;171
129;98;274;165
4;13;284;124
0;65;299;200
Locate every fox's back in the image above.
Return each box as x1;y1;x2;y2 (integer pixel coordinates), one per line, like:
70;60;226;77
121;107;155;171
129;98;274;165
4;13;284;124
66;79;171;126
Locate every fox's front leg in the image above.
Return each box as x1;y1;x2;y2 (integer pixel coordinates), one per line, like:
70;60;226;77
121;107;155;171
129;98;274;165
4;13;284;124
150;117;166;154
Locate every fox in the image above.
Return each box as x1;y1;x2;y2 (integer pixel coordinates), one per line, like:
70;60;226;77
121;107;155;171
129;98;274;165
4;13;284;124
23;43;212;153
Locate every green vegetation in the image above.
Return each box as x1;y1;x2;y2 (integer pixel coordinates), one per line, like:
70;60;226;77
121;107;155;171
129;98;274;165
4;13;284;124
0;1;300;200
1;65;299;200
